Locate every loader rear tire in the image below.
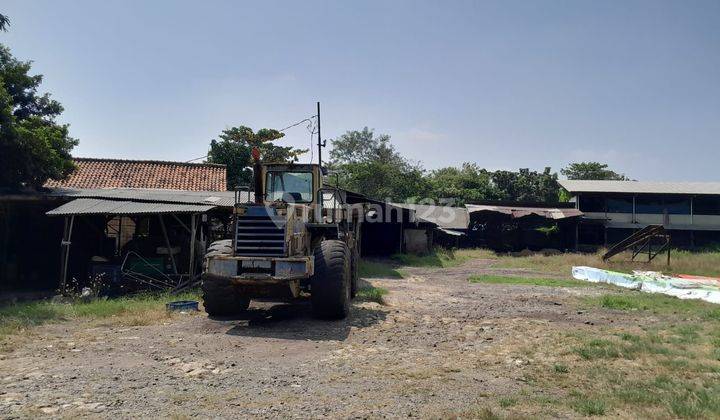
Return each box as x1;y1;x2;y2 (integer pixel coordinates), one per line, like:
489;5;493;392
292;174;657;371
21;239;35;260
311;240;351;319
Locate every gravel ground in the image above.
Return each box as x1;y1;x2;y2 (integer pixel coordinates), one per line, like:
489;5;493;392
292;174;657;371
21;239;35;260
0;259;634;418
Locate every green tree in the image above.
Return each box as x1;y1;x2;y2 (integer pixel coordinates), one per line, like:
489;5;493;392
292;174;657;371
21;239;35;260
0;14;9;31
561;161;628;180
206;126;307;190
491;167;560;202
328;127;429;201
426;163;499;205
0;43;78;190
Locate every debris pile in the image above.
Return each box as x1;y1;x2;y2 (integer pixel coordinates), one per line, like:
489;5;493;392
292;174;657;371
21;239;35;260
572;266;720;304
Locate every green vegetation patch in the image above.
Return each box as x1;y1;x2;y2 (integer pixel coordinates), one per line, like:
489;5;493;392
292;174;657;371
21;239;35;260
571;396;607;416
358;260;403;278
469;274;586;288
553;363;569;373
586;293;720;320
558;326;720;417
574;333;676;361
480;248;720;278
0;291;199;338
391;248;491;268
356;286;389;304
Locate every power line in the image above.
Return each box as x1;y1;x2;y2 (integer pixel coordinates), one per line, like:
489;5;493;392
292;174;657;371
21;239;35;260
278;115;317;132
185;155;208;163
185;114;320;163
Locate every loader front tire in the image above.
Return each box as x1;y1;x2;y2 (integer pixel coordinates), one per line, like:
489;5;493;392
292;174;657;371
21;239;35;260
311;240;351;319
201;240;250;317
202;275;250;317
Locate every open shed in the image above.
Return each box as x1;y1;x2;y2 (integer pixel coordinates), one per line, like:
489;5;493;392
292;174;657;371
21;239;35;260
44;188;238;293
390;203;470;249
466;202;583;252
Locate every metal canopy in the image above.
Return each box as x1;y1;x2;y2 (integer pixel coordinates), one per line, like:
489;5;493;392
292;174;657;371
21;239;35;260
466;204;583;220
559;180;720;196
48;187;239;207
390;203;469;229
47;198;215;216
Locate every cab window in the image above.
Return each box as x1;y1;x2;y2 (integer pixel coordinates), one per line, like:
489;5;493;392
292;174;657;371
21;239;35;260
266;171;313;203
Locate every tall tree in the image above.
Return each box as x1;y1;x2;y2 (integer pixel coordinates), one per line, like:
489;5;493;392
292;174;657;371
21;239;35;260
206;126;307;190
328;127;429;201
491;167;560;202
426;163;499;205
0;14;9;31
0;42;78;190
561;162;628;180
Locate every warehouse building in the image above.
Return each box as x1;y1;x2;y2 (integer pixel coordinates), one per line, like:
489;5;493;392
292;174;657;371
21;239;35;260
559;180;720;249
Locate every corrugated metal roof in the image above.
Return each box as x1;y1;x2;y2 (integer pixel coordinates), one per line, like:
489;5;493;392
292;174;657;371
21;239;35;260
48;187;242;207
466;204;583;220
559;180;720;196
45;186;373;210
390;203;469;229
47;198;216;216
48;186;371;208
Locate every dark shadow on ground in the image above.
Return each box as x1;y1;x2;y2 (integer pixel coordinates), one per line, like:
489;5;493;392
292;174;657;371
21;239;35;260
358;258;405;278
222;299;387;341
357;278;374;289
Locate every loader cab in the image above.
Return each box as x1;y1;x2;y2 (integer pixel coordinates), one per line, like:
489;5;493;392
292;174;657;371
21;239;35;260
261;163;323;205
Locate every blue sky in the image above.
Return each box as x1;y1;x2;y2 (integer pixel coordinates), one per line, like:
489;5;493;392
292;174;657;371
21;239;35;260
2;0;719;180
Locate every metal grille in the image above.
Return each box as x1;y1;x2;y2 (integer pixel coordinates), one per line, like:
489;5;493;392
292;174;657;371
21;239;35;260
234;215;286;257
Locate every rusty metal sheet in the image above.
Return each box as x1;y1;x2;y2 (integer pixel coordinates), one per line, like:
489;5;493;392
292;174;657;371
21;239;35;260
466;204;583;220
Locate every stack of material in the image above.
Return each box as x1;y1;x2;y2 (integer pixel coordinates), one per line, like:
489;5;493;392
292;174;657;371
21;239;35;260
572;266;720;304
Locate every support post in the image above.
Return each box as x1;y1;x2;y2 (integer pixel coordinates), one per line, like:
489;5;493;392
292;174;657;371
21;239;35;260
398;220;404;254
317;101;322;167
172;214;191;234
158;215;178;275
575;222;579;251
690;196;694;226
1;203;8;291
649;236;652;261
188;214;197;280
603;226;608;248
59;215;75;292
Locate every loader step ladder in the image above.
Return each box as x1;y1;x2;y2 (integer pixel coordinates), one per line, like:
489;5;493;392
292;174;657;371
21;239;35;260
602;225;671;264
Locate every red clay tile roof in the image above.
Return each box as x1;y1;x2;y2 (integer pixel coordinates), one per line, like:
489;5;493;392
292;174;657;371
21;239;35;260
44;158;227;191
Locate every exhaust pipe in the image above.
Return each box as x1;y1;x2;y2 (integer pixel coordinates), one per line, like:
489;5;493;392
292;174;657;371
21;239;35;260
252;147;263;204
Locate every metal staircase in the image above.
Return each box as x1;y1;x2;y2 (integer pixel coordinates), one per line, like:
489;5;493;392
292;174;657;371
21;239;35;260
602;225;670;264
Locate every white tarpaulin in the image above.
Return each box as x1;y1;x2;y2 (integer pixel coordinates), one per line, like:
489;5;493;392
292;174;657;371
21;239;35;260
572;266;720;305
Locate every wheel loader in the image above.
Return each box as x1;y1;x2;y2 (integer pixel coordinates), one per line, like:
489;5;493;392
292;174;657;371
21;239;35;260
201;148;362;319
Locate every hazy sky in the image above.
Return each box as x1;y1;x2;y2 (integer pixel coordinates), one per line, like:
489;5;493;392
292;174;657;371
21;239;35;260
3;0;719;180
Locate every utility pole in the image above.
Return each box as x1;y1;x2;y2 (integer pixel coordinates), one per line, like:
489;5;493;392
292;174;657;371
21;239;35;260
316;101;322;167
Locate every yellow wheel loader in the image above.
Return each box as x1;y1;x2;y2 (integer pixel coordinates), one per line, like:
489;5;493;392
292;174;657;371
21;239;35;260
202;149;362;319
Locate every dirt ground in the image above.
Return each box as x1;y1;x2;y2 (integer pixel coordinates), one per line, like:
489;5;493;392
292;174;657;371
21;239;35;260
0;259;650;418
